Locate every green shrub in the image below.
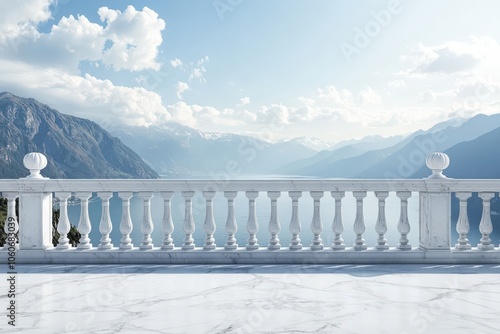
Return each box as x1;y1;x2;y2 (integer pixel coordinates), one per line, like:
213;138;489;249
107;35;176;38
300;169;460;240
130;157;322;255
0;197;80;247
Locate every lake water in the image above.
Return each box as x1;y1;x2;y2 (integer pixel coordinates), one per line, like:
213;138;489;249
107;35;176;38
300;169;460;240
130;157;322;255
63;174;500;249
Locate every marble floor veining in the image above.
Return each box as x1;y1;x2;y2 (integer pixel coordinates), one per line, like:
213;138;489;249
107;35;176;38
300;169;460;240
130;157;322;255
2;264;500;333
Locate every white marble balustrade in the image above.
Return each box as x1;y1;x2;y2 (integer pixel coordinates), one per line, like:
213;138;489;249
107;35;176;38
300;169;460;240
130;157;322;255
41;190;418;252
2;152;500;264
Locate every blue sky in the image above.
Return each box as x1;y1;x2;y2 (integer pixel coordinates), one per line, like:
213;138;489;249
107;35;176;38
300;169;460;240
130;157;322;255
1;0;500;143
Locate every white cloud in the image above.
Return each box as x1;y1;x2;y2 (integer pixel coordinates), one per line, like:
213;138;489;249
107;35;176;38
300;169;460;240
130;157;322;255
289;105;323;122
196;56;209;67
189;56;209;82
175;81;189;99
417;90;436;103
137;80;469;142
0;0;52;43
358;87;382;105
455;77;500;99
165;102;245;128
163;101;297;130
170;58;183;69
316;85;355;109
394;37;500;120
254;104;292;125
222;108;257;124
26;14;106;72
0;58;170;128
98;6;166;71
387;80;406;89
239;96;250;106
166;101;197;127
3;1;500;143
412;44;478;74
297;96;315;105
312;85;388;124
0;5;166;72
402;37;500;76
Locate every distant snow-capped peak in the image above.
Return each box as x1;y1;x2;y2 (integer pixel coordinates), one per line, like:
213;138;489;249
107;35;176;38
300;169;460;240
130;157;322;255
279;136;333;151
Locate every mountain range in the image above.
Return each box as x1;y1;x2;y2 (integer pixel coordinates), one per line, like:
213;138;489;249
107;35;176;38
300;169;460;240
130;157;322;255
0;92;158;179
110;112;500;179
2;91;500;179
110;123;319;177
362;114;500;179
412;123;500;179
276;134;406;176
276;114;500;179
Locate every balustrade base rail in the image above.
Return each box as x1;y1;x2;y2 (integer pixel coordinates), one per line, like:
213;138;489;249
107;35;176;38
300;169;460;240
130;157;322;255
2;248;500;265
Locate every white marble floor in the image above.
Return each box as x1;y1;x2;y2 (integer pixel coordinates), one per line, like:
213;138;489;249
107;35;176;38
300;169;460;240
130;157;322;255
2;264;500;333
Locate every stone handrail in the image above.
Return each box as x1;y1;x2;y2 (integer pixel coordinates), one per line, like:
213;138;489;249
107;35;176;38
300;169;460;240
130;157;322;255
1;152;500;264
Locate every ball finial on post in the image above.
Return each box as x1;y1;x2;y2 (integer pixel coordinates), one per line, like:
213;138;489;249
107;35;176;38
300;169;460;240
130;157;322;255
426;152;450;179
23;152;48;179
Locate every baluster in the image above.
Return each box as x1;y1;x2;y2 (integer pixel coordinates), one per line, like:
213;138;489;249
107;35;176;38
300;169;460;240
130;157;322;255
289;191;302;250
203;191;217;250
331;191;345;250
478;192;495;250
268;191;281;250
224;191;238;250
5;193;17;222
375;191;389;250
76;192;92;249
97;192;113;250
139;192;154;250
3;193;19;250
455;192;472;250
353;191;367;250
246;191;259;250
119;192;134;250
160;191;174;250
55;192;72;249
310;191;324;251
396;191;412;250
182;191;195;250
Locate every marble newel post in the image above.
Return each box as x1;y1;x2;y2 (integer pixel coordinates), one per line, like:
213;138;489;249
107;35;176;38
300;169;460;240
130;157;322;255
18;153;53;250
419;152;451;250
